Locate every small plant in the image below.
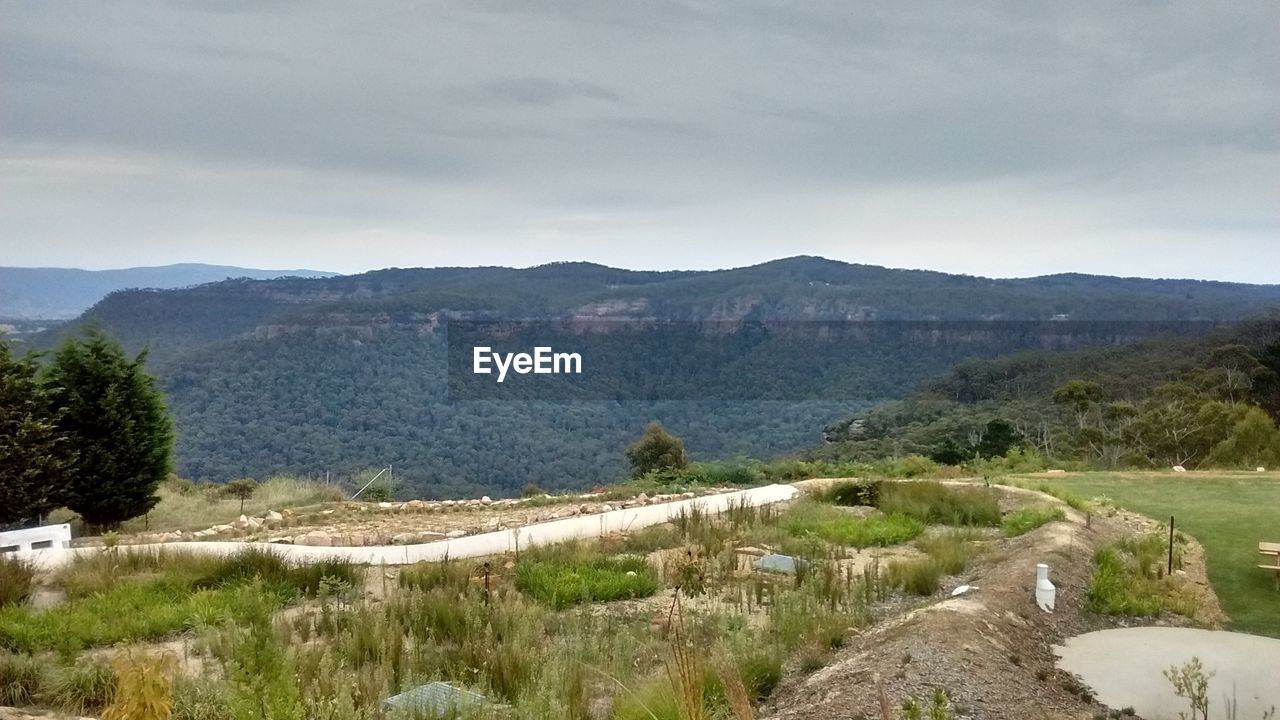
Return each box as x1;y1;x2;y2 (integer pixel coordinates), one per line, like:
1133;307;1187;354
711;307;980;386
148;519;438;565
102;649;176;720
1163;657;1213;720
516;554;658;609
901;688;957;720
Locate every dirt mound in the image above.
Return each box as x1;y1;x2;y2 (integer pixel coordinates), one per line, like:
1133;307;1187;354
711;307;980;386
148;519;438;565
762;497;1218;720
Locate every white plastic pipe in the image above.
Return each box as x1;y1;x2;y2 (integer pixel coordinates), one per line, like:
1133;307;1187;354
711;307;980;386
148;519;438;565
1035;562;1056;613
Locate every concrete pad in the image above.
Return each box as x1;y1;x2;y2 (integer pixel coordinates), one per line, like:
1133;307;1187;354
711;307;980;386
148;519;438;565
1055;627;1280;718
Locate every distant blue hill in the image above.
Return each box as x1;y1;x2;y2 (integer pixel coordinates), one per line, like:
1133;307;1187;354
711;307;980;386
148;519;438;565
0;263;337;319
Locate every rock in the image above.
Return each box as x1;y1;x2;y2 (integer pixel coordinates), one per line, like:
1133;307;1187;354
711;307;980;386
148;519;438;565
734;546;768;557
212;524;234;534
245;517;263;530
265;510;284;522
480;495;492;505
378;502;394;509
443;499;456;507
600;504;614;513
406;499;427;510
637;493;649;504
446;529;467;539
1172;465;1187;472
281;508;294;517
1258;467;1268;472
298;531;332;546
579;504;590;515
1045;469;1066;474
417;531;447;541
393;533;417;546
268;536;293;544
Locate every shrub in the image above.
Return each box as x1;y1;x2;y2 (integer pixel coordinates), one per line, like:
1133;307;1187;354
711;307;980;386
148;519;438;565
0;650;45;706
0;556;35;608
694;461;762;486
816;480;882;507
626;422;688;478
515;555;659;609
1002;505;1066;537
878;482;1001;526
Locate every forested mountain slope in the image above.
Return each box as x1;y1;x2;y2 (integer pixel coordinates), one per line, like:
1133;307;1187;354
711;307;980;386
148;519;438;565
21;257;1280;497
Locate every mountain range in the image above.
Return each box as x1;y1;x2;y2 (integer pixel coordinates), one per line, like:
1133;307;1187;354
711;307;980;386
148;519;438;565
0;263;336;320
18;256;1280;497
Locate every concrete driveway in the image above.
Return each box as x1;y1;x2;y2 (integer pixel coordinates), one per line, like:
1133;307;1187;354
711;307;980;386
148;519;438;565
1055;627;1280;718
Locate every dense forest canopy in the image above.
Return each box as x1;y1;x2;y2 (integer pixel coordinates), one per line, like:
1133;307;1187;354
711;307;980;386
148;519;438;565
13;257;1280;498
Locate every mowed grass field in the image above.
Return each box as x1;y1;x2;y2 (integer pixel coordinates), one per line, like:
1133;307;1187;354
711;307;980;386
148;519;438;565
1011;471;1280;637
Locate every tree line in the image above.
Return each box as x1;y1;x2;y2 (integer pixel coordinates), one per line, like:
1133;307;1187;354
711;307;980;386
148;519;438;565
819;318;1280;471
1;329;173;530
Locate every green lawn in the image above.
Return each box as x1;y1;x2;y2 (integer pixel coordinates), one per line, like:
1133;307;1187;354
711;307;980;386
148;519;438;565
1010;471;1280;637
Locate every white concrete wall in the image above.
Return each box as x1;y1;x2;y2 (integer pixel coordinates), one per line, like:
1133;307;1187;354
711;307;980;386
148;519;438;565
16;484;799;569
0;523;72;553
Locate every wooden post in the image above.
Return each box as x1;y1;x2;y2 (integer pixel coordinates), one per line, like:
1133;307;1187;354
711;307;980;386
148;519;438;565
1168;516;1175;576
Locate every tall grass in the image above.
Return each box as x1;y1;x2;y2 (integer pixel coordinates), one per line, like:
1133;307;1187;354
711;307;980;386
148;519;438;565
0;556;35;608
877;482;1001;527
1088;544;1197;618
1001;505;1065;537
119;475;345;533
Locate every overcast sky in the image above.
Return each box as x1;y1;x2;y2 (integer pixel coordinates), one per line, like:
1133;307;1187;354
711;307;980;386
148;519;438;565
2;1;1277;281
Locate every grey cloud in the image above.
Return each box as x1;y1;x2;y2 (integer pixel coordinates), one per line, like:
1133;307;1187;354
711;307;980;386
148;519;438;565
0;1;1275;280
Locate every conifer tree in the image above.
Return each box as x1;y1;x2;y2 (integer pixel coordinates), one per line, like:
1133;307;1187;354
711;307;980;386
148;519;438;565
0;342;70;526
44;329;174;529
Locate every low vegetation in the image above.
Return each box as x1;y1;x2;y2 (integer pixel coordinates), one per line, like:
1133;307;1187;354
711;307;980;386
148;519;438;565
782;502;924;549
1039;471;1280;637
877;482;1001;527
0;548;361;654
1001;505;1066;537
1088;530;1196;618
515;550;659;609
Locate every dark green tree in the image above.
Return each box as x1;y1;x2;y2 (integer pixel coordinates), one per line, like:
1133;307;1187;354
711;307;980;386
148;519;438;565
0;342;71;526
44;329;174;529
625;421;687;477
